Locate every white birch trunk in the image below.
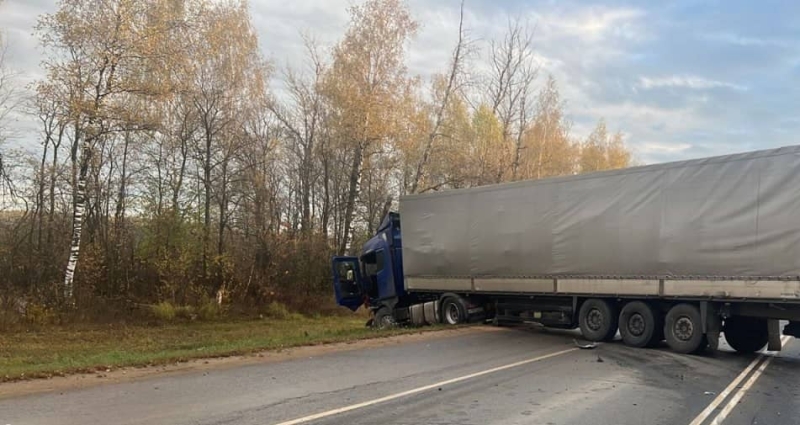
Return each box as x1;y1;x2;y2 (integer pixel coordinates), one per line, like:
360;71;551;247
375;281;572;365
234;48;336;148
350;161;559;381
64;138;90;304
63;176;85;303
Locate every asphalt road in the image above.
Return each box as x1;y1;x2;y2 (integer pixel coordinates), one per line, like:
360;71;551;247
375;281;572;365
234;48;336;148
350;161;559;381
2;325;800;425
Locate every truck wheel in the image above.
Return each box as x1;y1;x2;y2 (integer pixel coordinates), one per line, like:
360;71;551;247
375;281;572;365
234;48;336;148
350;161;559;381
664;304;707;354
373;308;396;330
619;301;662;348
578;299;619;342
724;317;768;353
441;297;466;325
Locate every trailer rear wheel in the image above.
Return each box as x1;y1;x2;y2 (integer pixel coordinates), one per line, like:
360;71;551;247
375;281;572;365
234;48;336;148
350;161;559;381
578;299;619;342
724;317;768;353
665;304;707;354
619;301;662;348
441;297;466;325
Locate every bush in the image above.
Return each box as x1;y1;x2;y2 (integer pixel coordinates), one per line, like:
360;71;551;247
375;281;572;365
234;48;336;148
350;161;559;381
174;305;196;321
24;303;57;326
150;301;229;322
263;301;304;320
197;302;221;321
151;301;177;322
264;301;291;319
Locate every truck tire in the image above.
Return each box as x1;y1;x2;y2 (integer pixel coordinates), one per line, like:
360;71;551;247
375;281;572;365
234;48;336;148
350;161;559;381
578;299;619;342
373;308;396;330
619;301;662;348
664;304;707;354
441;297;466;325
724;317;768;353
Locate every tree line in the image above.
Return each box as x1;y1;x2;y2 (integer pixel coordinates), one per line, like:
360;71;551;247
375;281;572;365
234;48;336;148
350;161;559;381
0;0;632;317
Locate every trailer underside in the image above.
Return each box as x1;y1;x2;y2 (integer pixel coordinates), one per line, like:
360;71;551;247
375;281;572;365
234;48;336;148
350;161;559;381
397;280;800;356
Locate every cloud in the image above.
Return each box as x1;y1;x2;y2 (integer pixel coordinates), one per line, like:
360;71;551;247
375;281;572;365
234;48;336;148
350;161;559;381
704;32;790;48
640;142;692;154
637;75;747;91
541;7;646;43
250;0;350;68
0;0;51;84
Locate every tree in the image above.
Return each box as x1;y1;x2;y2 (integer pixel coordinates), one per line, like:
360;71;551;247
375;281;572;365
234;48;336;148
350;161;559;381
580;119;631;173
321;0;418;255
0;0;26;223
0;7;22;177
580;120;609;173
470;104;505;185
32;85;68;252
424;85;473;191
2;0;637;316
522;75;575;179
407;0;471;194
607;131;631;169
268;36;327;234
186;0;269;279
485;18;539;181
0;31;15;147
36;0;186;303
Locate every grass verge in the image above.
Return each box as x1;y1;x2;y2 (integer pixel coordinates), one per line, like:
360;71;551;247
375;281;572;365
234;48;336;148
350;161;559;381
0;315;443;382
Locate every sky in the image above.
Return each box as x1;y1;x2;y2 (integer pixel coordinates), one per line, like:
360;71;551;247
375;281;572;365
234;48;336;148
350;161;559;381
0;0;798;164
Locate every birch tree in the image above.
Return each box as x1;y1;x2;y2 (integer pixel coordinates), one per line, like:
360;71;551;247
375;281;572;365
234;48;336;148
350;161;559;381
321;0;418;255
36;0;184;303
580;120;609;173
606;131;631;169
522;75;575;179
580;119;631;173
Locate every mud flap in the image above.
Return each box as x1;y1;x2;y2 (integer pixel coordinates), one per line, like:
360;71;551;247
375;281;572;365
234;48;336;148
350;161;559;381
768;319;782;351
702;302;721;351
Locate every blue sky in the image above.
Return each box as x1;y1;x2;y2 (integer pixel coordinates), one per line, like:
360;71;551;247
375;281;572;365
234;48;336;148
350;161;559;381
1;0;798;164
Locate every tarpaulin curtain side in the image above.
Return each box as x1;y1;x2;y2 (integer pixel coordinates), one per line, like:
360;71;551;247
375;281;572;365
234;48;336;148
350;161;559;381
400;146;800;278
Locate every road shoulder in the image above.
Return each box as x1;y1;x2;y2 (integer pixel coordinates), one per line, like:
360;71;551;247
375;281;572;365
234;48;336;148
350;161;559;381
0;326;493;400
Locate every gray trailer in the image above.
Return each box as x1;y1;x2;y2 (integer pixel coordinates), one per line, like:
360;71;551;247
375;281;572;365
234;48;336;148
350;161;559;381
333;145;800;354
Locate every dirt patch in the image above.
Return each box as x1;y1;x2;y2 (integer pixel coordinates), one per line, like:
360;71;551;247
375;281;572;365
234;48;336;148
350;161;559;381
0;325;499;399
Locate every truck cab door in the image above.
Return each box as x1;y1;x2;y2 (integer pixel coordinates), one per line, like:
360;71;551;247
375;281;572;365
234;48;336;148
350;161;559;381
332;256;364;311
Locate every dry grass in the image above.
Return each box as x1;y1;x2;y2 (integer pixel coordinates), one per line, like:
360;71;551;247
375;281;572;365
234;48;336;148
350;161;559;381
0;314;440;382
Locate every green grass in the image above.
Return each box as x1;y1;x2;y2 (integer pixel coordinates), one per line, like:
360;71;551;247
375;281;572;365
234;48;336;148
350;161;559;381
0;316;441;382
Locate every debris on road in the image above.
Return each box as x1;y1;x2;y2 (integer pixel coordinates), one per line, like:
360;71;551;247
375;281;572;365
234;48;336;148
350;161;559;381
573;339;597;349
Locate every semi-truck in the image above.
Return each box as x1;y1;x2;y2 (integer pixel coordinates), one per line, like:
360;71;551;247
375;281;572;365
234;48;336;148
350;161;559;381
331;145;800;354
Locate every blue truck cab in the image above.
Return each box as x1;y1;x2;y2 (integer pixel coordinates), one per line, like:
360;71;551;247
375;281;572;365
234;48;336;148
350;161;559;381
332;212;470;328
332;213;408;320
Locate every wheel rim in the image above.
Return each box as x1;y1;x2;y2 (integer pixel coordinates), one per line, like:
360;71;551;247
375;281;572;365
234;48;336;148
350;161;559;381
628;313;646;336
674;316;694;341
380;314;394;328
587;308;604;331
445;303;460;324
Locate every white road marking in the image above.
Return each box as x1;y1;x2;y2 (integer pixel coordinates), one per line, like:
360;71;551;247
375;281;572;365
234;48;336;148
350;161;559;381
689;335;791;425
272;347;578;425
688;356;765;425
708;335;791;425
